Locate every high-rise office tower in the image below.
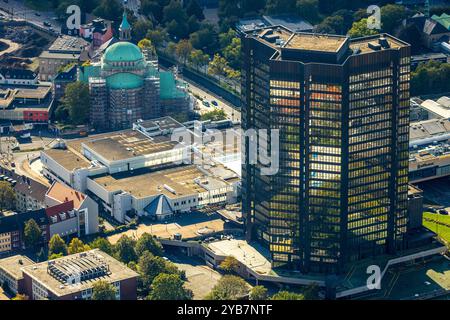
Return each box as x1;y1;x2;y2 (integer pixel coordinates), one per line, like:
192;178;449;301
241;26;411;274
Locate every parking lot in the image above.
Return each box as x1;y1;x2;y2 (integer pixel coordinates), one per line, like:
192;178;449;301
165;252;222;299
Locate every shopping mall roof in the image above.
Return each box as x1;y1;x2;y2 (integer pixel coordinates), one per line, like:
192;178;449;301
90;165;228;199
82;130;177;162
42;148;92;171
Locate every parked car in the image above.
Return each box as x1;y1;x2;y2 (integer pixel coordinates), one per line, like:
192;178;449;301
439;209;448;215
211;100;218;106
427;207;437;213
202;101;210;108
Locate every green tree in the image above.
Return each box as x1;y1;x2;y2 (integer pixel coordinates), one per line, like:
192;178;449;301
223;37;241;70
189;49;209;71
114;235;137;264
302;283;320;300
62;82;91;125
91;280;117;300
186;0;204;20
271;290;305;300
148;273;193;300
205;275;249;300
201;109;227;121
68;238;91;255
23;219;42;249
175;39;193;64
90;237;114;255
48;252;64;260
381;4;406;34
219;29;236;49
208;54;229;78
249;285;268;300
93;0;122;23
137;251;182;297
296;0;320;23
219;256;240;274
146;28;168;48
189;25;218;53
348;18;378;38
315;15;345;34
218;0;242;31
266;0;296;14
132;19;153;43
0;181;15;211
48;234;67;257
135;233;164;256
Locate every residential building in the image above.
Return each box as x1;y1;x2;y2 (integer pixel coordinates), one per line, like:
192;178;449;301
0;255;34;295
38;36;89;81
0;68;38;86
405;13;450;49
0;209;49;254
80;18;113;50
52;64;78;102
21;249;138;300
241;27;411;273
0;167;48;212
45;181;99;236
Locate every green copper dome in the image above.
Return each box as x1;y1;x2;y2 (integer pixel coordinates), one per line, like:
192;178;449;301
106;72;143;89
103;42;144;63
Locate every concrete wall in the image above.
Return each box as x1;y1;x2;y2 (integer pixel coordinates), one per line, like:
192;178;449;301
41;151;72;185
49;216;78;238
80;197;99;235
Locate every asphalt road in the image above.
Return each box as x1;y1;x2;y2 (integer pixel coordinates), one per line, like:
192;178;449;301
0;0;62;32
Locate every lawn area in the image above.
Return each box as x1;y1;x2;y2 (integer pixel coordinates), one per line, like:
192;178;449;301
423;212;450;243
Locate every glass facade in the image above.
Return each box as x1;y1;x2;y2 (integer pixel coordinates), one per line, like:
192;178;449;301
242;29;411;274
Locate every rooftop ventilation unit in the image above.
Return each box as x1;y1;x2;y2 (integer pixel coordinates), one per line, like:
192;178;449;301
163;184;176;195
368;42;382;51
378;37;390;49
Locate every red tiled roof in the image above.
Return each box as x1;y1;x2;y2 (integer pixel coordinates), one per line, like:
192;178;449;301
46;181;86;209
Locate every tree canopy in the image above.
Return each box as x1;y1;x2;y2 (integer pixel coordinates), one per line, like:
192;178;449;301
147;273;193;300
92;280;117;300
205;275;250;300
48;234;68;257
68;238;91;255
114;235;137;264
23;219;42;249
60;82;91;125
135;233;164;257
0;181;15;211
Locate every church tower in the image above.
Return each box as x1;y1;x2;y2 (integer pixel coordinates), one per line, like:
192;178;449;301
119;11;131;41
